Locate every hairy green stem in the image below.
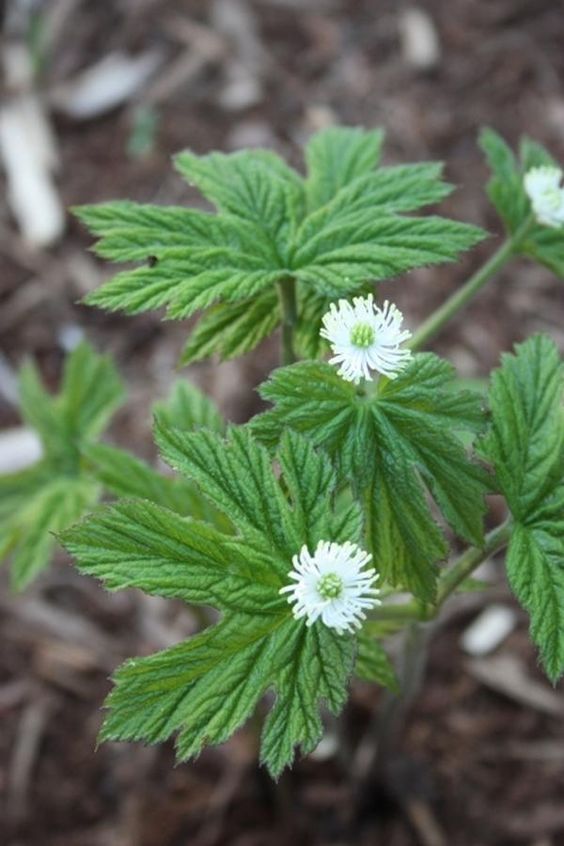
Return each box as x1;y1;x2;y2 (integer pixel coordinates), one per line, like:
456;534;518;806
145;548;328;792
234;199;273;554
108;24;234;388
409;217;533;351
370;519;513;624
277;276;297;365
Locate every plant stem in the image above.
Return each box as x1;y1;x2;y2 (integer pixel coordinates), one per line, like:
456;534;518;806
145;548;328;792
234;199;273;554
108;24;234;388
277;276;297;365
409;217;533;351
435;518;512;607
369;519;513;624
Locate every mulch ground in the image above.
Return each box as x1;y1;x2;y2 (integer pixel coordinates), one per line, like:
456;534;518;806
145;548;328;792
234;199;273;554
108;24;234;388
1;1;563;844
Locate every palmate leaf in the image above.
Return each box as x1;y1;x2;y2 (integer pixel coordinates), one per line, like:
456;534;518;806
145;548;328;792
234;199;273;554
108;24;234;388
480;127;564;277
77;127;485;362
0;342;124;589
480;335;564;681
62;428;364;776
252;355;488;601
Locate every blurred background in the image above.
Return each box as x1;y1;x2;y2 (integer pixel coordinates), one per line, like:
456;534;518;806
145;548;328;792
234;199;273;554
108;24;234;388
1;1;563;844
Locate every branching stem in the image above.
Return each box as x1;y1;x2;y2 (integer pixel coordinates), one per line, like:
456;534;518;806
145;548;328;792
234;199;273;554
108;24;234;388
370;518;513;624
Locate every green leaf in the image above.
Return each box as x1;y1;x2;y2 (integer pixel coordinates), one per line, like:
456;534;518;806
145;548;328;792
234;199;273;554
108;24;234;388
153;380;225;433
481;335;564;680
79;128;486;364
253;355;488;600
179;289;280;365
299;163;452;243
59;342;125;442
481;335;563;519
100;615;353;778
291;214;485;294
73;202;228;262
304;126;384;210
479;128;528;233
63;428;363;774
355;633;399;692
174;148;304;255
0;343;124;588
84;443;225;526
507;521;564;682
63;500;281;612
86;247;283;320
3;474;99;590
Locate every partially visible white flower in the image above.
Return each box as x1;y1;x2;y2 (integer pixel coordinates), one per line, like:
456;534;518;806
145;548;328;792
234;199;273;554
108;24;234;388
524;166;564;228
320;295;412;384
280;540;381;634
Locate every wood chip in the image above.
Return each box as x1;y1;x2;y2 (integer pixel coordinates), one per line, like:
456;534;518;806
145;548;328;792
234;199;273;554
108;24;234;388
399;8;441;71
467;653;564;717
460;604;517;656
0;91;64;247
51;50;164;119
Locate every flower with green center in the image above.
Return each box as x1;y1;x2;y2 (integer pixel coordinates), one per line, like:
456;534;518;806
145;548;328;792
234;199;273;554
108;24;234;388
280;541;381;634
320;295;412;384
524;166;564;228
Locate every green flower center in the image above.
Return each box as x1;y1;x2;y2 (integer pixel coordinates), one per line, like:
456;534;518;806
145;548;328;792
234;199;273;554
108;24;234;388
350;322;375;348
317;572;343;600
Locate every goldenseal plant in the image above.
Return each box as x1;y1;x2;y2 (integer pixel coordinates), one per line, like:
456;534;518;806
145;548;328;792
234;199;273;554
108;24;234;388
2;126;564;778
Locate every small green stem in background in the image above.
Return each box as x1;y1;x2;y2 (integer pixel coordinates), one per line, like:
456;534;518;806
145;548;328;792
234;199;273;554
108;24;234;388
409;216;534;351
277;276;297;365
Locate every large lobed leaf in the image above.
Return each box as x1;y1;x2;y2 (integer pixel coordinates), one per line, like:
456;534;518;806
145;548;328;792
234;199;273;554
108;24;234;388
252;355;489;601
77;126;485;363
481;335;564;681
62;428;368;776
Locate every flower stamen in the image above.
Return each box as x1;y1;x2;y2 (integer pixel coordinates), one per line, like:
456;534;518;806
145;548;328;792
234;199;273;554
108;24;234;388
350;322;375;349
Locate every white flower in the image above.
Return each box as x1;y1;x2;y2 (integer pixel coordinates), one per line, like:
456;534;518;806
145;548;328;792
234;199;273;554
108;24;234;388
320;295;412;384
280;540;381;634
524;166;564;228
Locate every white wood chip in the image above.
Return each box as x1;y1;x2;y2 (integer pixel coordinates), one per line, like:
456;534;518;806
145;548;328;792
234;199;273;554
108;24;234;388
0;94;65;247
399;8;441;71
51;50;163;119
461;604;517;656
